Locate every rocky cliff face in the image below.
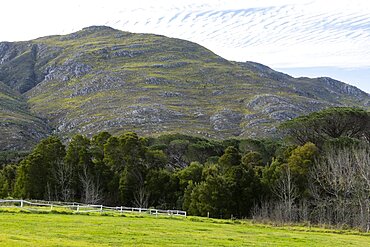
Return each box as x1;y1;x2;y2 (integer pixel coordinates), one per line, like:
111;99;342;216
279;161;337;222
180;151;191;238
0;26;369;150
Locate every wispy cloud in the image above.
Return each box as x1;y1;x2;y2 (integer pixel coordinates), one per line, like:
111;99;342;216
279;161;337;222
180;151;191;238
2;0;369;68
100;0;370;69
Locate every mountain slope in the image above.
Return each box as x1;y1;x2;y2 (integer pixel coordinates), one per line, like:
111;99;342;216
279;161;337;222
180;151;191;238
0;26;369;151
0;81;50;150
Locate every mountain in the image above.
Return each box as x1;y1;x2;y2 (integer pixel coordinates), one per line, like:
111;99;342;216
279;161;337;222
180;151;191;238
0;26;369;151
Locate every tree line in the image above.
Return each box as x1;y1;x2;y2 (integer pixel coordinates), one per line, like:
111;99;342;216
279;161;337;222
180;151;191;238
0;107;369;231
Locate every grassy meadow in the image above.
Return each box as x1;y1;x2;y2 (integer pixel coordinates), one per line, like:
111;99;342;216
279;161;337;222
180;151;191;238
0;209;369;246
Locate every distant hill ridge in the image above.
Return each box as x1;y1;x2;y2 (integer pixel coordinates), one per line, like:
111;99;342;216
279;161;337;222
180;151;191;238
0;26;369;151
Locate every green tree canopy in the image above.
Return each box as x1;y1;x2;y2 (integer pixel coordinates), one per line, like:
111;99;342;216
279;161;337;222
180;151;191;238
176;161;203;191
281;107;370;146
186;164;234;218
218;146;241;168
14;136;65;199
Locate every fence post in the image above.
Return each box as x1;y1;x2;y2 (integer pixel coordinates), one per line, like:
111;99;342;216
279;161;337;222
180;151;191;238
185;211;187;217
120;206;123;214
156;210;158;218
51;204;53;211
77;205;80;212
20;200;23;208
100;205;103;212
139;208;142;213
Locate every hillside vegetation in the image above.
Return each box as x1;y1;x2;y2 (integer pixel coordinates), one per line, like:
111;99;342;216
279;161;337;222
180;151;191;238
0;26;369;151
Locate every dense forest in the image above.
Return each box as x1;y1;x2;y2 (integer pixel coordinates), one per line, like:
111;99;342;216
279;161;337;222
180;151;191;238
1;107;369;231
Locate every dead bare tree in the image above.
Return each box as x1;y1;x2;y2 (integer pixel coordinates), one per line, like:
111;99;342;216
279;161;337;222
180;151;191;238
51;159;73;201
80;164;102;204
129;165;150;208
272;164;298;222
133;186;150;208
310;145;369;230
353;145;370;232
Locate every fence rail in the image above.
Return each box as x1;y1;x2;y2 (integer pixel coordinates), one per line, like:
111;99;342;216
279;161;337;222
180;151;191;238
0;199;186;217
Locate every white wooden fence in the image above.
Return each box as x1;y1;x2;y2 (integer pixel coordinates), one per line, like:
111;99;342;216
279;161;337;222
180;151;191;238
0;199;186;217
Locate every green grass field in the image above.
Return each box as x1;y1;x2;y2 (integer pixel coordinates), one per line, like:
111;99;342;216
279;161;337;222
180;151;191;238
0;210;369;246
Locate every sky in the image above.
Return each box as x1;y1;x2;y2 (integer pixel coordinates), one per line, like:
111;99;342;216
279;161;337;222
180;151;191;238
1;0;369;93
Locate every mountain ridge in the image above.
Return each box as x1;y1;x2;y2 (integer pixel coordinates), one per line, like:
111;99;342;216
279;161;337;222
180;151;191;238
0;26;369;151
